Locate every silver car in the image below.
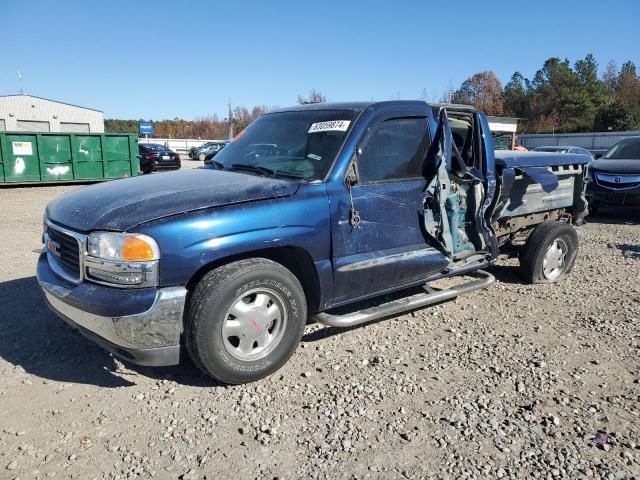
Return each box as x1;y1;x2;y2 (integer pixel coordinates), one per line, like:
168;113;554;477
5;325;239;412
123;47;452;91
533;146;594;159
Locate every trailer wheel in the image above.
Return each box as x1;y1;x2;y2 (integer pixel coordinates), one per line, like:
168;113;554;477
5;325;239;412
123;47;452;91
519;222;579;284
185;258;307;384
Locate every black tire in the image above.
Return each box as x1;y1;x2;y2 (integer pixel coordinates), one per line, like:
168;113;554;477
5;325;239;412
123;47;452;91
519;221;579;284
185;258;307;384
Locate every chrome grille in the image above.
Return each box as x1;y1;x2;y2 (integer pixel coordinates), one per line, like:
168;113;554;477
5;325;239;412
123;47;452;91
595;173;640;190
46;225;82;280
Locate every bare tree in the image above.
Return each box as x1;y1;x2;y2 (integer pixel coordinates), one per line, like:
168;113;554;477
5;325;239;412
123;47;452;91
297;89;327;104
602;60;618;93
451;71;505;115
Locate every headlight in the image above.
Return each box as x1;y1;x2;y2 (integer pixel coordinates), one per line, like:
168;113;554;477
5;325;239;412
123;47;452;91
87;232;159;262
85;232;160;288
584;165;593;182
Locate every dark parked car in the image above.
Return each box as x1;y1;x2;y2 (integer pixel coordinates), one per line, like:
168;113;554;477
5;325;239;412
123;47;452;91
203;141;228;162
586;136;640;214
533;146;594;159
195;141;226;161
139;143;181;174
188;142;216;159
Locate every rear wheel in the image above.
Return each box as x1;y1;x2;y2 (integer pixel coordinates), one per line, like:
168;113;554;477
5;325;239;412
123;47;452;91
185;258;307;384
519;221;579;284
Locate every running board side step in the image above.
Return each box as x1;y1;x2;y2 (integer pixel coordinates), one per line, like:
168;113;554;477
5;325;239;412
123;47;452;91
313;270;495;328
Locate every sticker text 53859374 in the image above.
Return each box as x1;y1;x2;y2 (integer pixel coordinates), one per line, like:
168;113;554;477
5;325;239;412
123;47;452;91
308;121;351;134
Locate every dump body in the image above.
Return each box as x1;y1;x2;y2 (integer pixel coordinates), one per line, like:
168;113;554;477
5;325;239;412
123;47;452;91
0;132;139;184
493;151;589;221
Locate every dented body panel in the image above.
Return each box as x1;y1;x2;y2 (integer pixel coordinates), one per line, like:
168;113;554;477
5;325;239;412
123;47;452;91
493;151;589;223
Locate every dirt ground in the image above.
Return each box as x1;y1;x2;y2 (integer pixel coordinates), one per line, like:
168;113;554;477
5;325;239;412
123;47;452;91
0;170;638;479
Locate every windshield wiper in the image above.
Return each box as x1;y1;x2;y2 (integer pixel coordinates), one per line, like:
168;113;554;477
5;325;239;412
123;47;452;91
229;163;276;177
204;159;224;170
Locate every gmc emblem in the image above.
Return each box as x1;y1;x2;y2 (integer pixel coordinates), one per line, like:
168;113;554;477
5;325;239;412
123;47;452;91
47;239;62;258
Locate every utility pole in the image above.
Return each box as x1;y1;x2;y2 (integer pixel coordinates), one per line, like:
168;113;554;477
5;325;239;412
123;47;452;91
17;71;24;95
228;98;233;141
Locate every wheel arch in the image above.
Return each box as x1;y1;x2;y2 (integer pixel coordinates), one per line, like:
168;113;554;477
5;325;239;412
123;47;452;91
185;246;322;314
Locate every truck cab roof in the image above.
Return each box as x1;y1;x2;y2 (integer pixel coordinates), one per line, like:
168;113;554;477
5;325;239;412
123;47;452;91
271;100;440;115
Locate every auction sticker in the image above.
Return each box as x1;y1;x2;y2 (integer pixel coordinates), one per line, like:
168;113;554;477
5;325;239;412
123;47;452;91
12;141;33;155
308;120;350;133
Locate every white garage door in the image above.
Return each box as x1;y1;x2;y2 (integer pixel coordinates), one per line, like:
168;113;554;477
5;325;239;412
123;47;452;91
16;120;50;132
0;119;5;131
60;122;90;133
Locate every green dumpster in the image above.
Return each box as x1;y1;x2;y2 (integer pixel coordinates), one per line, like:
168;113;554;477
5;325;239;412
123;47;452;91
0;132;139;184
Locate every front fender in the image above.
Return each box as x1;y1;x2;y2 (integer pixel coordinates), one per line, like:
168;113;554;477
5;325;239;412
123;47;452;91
133;184;332;294
185;224;320;265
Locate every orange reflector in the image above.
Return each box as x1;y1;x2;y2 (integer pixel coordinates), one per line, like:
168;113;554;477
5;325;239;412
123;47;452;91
122;236;155;261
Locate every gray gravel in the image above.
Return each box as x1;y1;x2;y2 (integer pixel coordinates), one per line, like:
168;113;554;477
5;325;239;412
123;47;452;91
0;178;638;479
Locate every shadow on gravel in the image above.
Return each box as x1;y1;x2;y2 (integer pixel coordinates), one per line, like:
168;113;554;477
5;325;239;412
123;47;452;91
613;243;640;259
487;264;527;285
302;287;454;343
0;276;216;388
586;206;640;225
302;319;388;343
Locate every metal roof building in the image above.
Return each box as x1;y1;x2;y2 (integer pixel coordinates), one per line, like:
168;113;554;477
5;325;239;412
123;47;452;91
0;94;104;133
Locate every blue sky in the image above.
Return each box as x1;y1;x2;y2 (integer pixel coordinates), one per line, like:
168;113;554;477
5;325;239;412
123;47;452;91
2;0;639;120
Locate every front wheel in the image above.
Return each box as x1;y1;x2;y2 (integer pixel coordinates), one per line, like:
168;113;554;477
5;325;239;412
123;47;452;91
198;152;206;161
519;221;579;284
185;258;307;384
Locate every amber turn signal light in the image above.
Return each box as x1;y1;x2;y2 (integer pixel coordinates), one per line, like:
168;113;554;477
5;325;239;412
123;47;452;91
122;236;155;261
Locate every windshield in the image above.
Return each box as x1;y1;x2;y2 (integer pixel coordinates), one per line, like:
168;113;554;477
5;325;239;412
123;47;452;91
207;110;356;180
603;138;640;160
140;144;165;152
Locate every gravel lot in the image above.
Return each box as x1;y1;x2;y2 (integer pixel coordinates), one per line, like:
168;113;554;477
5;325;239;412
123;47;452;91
0;171;638;479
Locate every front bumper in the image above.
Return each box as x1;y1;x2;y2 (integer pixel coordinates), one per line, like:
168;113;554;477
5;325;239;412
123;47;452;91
154;162;181;171
586;170;640;207
37;252;186;366
586;183;640;207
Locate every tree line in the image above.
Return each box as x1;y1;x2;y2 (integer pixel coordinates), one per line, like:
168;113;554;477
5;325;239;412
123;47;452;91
106;60;640;138
450;54;640;133
104;90;327;139
105;105;276;139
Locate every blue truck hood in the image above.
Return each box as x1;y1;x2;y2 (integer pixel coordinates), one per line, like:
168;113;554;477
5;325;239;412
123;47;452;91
46;169;300;232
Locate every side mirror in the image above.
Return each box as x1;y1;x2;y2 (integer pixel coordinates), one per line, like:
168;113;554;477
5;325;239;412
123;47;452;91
345;162;358;187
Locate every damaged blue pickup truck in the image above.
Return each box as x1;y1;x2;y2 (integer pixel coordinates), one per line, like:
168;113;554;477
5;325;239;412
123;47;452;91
37;101;590;384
